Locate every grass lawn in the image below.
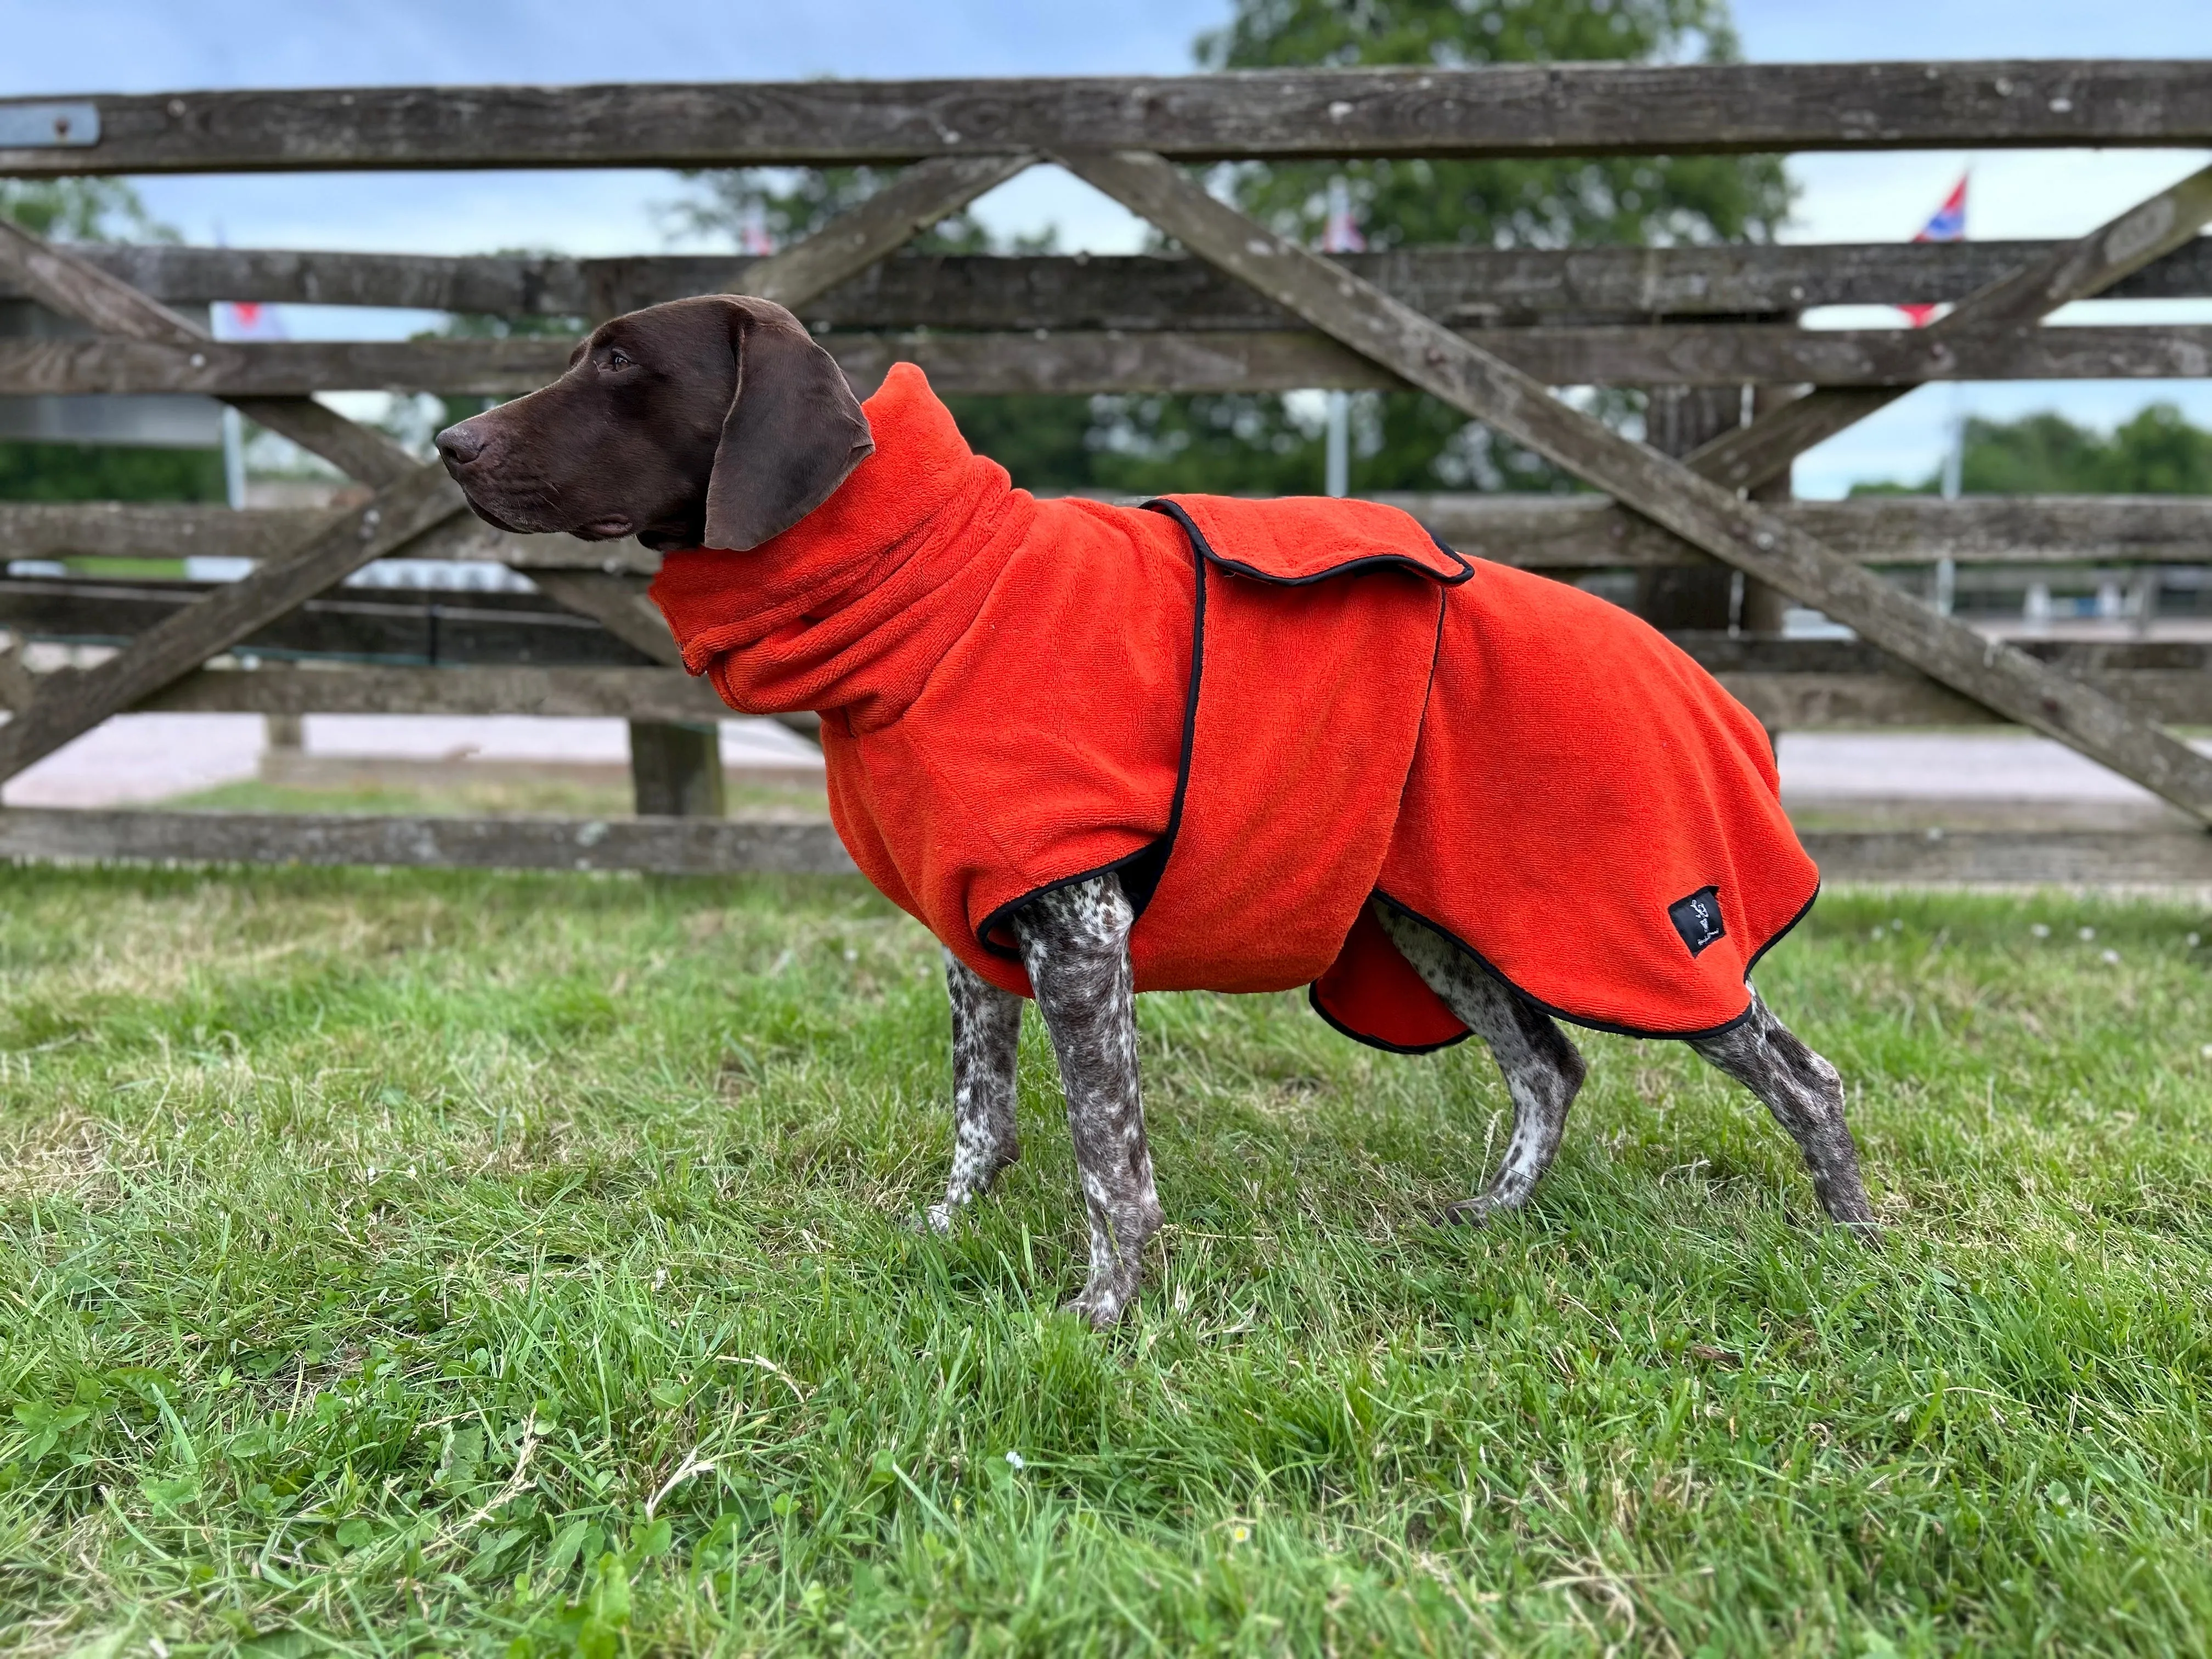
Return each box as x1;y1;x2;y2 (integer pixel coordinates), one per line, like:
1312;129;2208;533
2;866;2210;1655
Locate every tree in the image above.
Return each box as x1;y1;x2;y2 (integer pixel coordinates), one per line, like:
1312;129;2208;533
0;179;224;504
1141;0;1788;496
657;0;1786;494
0;178;172;245
1850;404;2212;496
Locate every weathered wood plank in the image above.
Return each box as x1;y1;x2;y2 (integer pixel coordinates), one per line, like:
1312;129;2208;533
1720;673;1990;729
1799;829;2212;885
1058;147;2212;819
24;238;2212;322
8;63;2212;177
1691;164;2212;490
0;501;657;571
131;663;730;720
0;229;406;490
0;245;602;317
1381;492;2212;569
1678;634;2212;676
0;217;416;488
0;808;856;875
18;321;2212;398
13;494;2212;582
527;571;682;667
627;721;727;817
0;575;661;668
1726;670;2212;729
0;805;2197;887
0;336;571;396
0;146;1017;788
0;465;472;781
91;655;2211;731
736;153;1036;308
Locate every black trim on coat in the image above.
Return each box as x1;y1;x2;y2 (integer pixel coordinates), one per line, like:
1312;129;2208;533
1141;497;1475;587
973;496;1477;975
1305;981;1472;1054
973;527;1210;961
1361;882;1822;1045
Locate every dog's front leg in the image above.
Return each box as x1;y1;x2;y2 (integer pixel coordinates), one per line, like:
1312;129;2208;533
1011;874;1161;1328
928;949;1025;1233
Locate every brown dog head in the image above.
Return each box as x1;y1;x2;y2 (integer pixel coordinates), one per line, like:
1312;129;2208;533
434;295;873;553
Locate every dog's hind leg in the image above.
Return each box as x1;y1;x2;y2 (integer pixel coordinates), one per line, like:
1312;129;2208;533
1690;992;1875;1231
1012;874;1161;1328
1376;904;1588;1223
927;949;1026;1233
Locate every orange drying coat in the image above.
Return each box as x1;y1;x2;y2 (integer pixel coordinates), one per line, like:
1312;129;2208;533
651;364;1819;1047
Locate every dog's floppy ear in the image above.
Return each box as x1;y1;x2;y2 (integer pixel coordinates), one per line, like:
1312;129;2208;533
702;296;874;551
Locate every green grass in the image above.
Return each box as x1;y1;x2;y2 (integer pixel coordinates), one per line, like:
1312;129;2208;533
2;868;2209;1656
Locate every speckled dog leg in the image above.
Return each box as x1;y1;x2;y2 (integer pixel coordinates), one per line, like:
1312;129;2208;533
1376;902;1588;1223
927;948;1026;1234
1011;874;1161;1328
1691;991;1875;1231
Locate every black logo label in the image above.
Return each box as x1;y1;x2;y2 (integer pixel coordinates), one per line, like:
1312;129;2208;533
1668;887;1726;957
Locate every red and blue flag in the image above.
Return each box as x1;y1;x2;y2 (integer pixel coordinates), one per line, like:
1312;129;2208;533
1898;175;1967;327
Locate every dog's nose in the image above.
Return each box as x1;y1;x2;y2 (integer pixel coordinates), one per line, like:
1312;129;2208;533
434;421;487;467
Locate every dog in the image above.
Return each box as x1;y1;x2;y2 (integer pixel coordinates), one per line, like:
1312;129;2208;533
436;294;1875;1328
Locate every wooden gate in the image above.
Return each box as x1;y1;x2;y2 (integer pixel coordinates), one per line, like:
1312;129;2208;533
4;62;2212;882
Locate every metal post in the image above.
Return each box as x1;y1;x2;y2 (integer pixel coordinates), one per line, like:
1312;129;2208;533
1324;391;1350;498
1321;176;1360;499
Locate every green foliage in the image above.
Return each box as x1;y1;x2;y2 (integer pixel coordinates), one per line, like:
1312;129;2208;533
1136;0;1790;496
0;441;224;504
1202;0;1785;251
652;2;1786;495
1852;402;2212;496
0;180;222;503
0;178;173;245
2;867;2211;1651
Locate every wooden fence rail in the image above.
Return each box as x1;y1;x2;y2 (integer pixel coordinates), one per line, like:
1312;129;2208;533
7;62;2212;176
10;321;2212;397
11;238;2212;321
4;808;2209;887
8;582;2212;732
9;495;2212;573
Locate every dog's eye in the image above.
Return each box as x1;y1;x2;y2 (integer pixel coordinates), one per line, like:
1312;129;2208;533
606;348;634;370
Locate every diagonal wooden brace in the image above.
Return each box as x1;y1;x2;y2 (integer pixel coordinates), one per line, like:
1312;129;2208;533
1056;147;2212;822
0;218;417;488
0;159;1037;787
736;153;1035;309
1689;165;2212;491
0;463;467;781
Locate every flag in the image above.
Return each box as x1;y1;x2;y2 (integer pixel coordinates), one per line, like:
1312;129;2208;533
1898;174;1967;327
1322;177;1364;255
212;300;286;341
740;202;777;257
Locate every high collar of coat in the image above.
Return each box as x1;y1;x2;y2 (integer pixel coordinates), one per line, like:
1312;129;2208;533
649;363;1034;729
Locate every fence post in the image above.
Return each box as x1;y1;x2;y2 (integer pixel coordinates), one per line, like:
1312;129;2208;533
1634;385;1740;629
1741;382;1796;635
628;721;726;818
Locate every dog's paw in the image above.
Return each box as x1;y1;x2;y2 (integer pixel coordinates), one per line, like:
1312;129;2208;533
1061;1283;1136;1330
1440;1195;1500;1227
923;1200;958;1236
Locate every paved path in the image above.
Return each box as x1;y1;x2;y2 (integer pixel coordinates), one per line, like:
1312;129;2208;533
2;714;825;807
2;714;2190;812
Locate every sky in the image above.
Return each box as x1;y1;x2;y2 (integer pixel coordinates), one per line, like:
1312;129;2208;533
4;0;2212;496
